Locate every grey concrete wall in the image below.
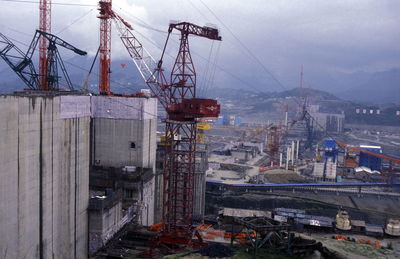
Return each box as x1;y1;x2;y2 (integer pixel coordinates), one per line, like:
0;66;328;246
0;95;89;259
91;97;157;169
92;118;157;168
193;150;208;219
90;97;158;227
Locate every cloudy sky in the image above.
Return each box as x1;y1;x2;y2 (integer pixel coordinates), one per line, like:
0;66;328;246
1;0;399;92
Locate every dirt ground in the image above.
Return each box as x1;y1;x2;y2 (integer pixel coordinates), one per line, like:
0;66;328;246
298;232;400;258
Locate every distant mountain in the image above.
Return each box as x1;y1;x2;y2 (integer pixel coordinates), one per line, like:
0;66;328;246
335;68;400;103
0;56;147;94
1;51;399;105
275;87;339;101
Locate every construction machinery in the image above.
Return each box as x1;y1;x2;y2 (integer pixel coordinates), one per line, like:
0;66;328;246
385;218;400;237
99;0;221;251
335;208;351;231
0;30;87;90
335;140;400;171
267;124;283;166
39;0;51;90
97;0;112;95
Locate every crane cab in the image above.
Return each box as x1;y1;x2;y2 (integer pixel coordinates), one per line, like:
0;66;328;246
166;98;220;121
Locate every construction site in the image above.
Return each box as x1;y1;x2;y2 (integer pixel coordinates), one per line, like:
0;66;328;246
0;1;400;259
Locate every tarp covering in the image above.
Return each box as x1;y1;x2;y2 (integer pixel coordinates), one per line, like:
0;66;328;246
60;95;157;120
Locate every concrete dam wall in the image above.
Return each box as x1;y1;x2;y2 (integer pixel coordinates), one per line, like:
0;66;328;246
0;95;90;259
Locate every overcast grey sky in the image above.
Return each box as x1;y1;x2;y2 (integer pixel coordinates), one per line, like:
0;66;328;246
1;0;399;92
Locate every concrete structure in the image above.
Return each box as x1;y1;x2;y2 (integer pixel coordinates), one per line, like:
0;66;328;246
88;191;135;254
0;94;90;259
88;165;154;254
0;94;158;258
90;96;157;227
193;149;208;219
309;106;345;134
313;159;337;180
91;96;157;168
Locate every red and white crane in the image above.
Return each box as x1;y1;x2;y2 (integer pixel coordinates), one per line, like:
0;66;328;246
97;0;222;250
39;0;51;90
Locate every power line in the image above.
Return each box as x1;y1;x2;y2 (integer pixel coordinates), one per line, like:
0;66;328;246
196;0;337;144
108;97;159;118
0;0;95;6
198;0;289;92
187;0;211;22
56;8;95;35
105;3;266;93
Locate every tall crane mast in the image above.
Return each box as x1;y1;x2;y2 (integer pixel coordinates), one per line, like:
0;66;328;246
39;0;51;90
101;5;221;250
159;22;221;249
98;0;112;95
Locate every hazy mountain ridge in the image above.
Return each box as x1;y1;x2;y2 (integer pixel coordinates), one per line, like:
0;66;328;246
1;54;399;104
335;68;400;103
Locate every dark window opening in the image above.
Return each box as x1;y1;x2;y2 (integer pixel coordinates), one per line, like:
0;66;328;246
130;142;136;148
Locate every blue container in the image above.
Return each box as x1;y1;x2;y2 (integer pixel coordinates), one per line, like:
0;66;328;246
359;147;382;171
234;116;242;126
216;116;224;125
324;138;338;162
223;114;230;125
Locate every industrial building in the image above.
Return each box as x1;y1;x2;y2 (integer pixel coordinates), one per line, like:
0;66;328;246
309;105;345;134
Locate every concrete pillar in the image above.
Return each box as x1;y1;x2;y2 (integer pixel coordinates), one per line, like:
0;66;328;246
291;141;295;166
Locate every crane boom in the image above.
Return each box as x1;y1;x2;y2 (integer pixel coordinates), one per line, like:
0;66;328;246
168;22;221;41
112;14;171;108
37;30;87;55
0;30;86;91
0;32;39;89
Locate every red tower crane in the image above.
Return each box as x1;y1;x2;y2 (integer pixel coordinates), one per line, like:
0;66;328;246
98;0;112;95
158;23;221;249
39;0;51;90
98;4;221;250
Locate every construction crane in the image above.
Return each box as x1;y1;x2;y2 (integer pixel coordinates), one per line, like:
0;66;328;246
97;0;112;95
0;30;87;90
39;0;51;90
100;2;221;250
267;124;282;166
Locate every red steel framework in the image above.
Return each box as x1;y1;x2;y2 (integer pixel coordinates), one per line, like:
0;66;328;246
97;3;222;249
98;0;112;95
39;0;51;90
106;11;221;251
267;125;283;166
159;24;220;248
